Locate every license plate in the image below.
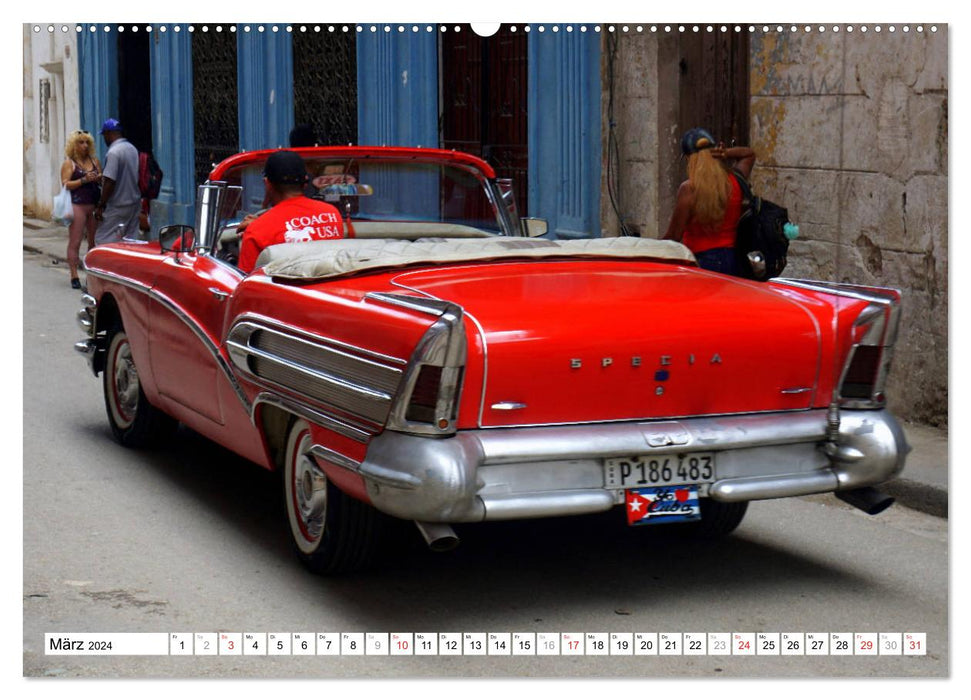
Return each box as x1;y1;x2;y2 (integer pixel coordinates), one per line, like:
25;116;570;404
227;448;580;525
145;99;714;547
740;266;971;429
625;486;701;526
603;453;716;489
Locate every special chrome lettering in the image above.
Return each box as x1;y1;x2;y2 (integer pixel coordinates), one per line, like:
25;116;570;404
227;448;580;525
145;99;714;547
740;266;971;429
569;353;723;369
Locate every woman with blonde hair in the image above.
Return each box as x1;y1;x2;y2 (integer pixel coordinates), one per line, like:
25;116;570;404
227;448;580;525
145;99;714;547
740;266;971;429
664;128;755;276
60;129;102;289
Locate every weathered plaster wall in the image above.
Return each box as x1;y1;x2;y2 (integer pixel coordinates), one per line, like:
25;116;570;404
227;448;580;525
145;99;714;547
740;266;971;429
23;26;80;219
600;31;667;238
750;28;948;426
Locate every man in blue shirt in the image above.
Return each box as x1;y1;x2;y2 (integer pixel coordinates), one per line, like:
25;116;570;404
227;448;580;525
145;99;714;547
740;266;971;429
94;118;141;245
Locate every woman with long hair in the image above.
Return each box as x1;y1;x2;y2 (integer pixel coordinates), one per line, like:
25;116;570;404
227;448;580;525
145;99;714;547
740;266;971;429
60;129;102;289
664;128;755;276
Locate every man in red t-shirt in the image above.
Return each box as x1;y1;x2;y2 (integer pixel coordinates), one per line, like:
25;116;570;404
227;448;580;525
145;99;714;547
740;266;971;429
237;150;345;273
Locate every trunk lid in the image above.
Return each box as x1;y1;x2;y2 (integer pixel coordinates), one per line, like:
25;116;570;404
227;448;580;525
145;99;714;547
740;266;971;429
391;260;823;427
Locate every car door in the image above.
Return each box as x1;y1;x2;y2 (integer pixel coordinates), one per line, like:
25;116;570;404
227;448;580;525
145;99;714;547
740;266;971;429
148;249;243;425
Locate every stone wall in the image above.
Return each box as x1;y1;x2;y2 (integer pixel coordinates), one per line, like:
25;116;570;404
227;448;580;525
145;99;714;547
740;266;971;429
599;31;677;239
749;28;948;426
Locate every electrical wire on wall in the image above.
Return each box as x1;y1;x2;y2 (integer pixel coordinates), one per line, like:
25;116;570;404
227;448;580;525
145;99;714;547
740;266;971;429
605;29;634;236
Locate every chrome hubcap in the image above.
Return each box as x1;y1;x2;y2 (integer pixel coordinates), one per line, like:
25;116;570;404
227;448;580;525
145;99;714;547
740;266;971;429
112;340;138;425
292;432;327;548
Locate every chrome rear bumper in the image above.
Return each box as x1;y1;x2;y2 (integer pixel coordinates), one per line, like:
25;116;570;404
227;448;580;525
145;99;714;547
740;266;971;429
357;409;909;523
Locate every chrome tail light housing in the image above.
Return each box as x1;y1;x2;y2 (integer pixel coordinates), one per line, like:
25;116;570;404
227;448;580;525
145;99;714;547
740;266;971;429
776;279;902;410
838;297;901;409
379;296;467;437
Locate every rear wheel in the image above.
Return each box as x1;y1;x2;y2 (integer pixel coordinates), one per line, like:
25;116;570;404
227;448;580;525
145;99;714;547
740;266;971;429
103;327;176;447
283;419;382;574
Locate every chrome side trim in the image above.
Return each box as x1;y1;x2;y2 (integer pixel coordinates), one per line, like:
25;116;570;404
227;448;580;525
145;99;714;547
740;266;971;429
774;278;902;305
229;321;403;393
85;267;252;414
250;392;372;443
464;311;490;428
365;292;458;317
309;444;362;472
227;321;400;425
232;310;408;367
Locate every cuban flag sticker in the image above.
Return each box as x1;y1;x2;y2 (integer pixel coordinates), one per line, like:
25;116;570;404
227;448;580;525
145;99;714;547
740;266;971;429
626;486;702;526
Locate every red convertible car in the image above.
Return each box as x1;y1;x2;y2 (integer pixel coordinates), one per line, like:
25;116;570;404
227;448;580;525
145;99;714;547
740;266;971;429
76;146;908;574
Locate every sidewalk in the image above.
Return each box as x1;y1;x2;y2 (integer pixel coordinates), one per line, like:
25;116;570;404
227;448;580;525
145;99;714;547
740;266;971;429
23;216;949;519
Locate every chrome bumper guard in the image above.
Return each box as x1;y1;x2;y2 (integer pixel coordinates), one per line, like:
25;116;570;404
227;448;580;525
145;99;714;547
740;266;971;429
359;409;908;523
74;294;99;375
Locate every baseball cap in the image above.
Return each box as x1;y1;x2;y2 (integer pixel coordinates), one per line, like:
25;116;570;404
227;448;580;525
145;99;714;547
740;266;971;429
263;150;309;185
100;118;122;134
680;127;717;156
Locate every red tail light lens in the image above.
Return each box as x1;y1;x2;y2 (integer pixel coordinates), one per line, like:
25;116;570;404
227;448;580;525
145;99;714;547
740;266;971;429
405;365;443;424
840;346;882;399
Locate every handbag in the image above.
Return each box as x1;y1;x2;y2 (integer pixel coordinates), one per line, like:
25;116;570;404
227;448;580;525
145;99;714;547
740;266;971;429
52;186;74;226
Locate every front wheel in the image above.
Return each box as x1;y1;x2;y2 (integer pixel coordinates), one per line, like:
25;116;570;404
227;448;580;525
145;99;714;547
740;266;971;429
283;419;382;574
103;327;176;447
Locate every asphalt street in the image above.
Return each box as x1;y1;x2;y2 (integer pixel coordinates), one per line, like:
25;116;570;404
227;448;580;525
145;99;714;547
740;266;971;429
21;243;950;682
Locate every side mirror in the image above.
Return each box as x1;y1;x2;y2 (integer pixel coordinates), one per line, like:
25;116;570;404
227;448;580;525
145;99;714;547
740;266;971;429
521;218;549;238
159;225;196;253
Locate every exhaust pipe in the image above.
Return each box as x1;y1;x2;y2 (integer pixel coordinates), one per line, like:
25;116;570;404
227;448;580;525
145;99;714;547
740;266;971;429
414;521;460;552
835;487;895;515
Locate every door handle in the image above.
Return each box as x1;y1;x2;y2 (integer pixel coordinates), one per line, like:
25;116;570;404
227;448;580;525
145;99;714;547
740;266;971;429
209;287;229;301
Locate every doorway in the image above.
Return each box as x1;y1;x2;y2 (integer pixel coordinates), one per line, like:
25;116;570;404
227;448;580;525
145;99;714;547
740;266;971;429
440;26;529;214
116;28;153;154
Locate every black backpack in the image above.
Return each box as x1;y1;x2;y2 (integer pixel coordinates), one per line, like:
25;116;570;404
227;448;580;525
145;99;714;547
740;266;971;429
732;171;790;281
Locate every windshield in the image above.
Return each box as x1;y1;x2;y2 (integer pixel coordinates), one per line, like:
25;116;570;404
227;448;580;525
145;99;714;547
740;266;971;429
217;156;505;236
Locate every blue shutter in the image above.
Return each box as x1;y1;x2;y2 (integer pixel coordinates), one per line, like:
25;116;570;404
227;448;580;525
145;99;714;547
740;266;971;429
147;25;195;229
528;26;601;239
78;26;118;164
356;29;438;147
237;29;294;152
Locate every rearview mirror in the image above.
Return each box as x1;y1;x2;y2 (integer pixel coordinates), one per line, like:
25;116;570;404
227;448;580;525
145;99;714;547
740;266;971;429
159;225;196;253
317;183;374;200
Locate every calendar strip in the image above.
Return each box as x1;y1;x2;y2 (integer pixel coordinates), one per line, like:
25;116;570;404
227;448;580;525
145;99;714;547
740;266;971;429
44;632;928;656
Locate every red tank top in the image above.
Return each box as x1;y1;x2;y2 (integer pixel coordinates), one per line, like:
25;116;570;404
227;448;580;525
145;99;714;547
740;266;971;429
681;175;742;254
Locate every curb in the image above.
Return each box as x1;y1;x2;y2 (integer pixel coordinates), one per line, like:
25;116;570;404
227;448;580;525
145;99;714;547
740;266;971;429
24;244;68;265
883;478;948;519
